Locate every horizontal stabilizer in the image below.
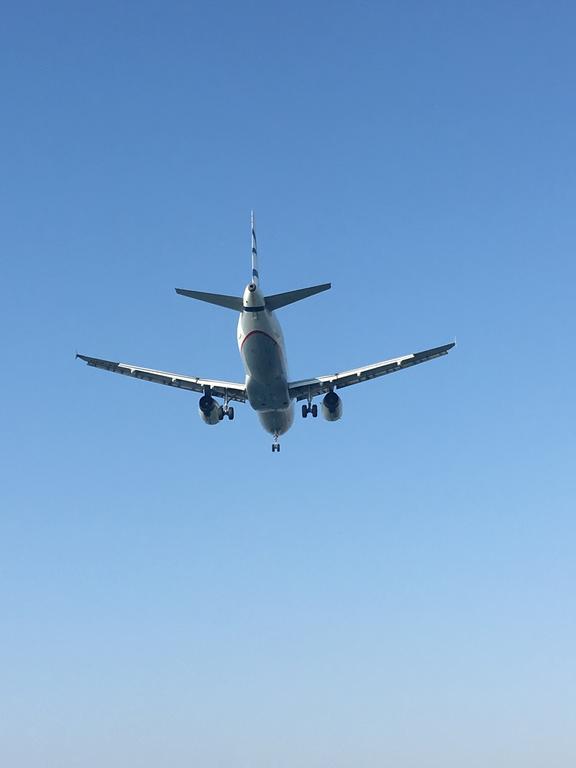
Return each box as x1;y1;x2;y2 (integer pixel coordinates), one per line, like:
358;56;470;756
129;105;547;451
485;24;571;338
265;283;331;311
175;288;243;311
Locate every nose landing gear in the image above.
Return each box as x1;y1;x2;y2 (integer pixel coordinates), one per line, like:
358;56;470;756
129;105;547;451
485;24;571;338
272;432;281;452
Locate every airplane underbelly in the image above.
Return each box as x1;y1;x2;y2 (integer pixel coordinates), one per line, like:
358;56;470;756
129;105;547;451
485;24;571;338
241;330;290;411
258;404;294;436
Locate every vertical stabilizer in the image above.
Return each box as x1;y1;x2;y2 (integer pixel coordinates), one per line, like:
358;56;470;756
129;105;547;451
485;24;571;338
251;211;259;286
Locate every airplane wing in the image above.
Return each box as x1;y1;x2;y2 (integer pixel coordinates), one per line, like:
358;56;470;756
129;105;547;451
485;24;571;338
288;342;455;401
76;354;247;402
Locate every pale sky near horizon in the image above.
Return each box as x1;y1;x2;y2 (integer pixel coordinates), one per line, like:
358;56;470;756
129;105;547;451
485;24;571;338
1;2;575;766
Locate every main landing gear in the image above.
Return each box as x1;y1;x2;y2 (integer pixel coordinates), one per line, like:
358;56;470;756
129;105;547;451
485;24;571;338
301;403;317;418
218;405;235;421
272;432;281;452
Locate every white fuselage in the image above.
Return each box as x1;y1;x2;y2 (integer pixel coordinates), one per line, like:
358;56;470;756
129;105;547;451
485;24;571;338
237;283;294;435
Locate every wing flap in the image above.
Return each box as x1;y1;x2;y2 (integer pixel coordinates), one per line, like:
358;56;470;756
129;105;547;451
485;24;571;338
77;354;247;402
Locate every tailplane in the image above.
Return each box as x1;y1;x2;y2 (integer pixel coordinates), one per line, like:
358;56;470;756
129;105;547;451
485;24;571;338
250;211;331;310
175;213;331;312
175;288;242;311
265;283;331;311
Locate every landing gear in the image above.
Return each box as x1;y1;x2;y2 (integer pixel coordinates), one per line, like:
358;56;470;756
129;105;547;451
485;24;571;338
220;391;235;421
272;432;281;452
219;406;234;420
301;403;318;418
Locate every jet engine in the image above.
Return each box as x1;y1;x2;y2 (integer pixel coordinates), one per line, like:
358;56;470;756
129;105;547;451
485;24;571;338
321;391;343;422
199;394;224;425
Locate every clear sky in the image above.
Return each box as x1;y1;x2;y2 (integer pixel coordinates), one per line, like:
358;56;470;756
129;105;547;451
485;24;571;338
1;1;575;766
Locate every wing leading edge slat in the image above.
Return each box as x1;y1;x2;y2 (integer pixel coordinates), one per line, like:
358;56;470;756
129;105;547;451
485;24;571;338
76;354;247;402
288;342;455;401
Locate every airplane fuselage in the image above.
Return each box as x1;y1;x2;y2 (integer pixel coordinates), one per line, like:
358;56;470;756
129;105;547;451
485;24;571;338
237;283;294;436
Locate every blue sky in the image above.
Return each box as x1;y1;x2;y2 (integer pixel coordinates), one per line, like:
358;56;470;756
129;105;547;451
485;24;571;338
1;1;575;765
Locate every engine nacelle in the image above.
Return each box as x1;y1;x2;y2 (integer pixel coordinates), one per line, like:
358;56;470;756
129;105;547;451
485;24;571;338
321;391;343;422
198;395;224;425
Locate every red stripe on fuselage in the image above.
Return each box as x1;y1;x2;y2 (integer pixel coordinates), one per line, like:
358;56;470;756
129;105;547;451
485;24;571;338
240;330;277;350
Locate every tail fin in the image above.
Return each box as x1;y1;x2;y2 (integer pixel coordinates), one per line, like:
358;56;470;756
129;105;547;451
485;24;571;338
176;214;330;312
251;210;259;286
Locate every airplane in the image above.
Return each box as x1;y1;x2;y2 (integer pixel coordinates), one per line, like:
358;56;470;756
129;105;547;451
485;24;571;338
77;213;455;452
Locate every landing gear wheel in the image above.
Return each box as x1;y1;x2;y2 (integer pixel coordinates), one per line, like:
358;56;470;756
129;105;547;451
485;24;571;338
272;443;281;452
227;407;235;421
303;402;317;418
